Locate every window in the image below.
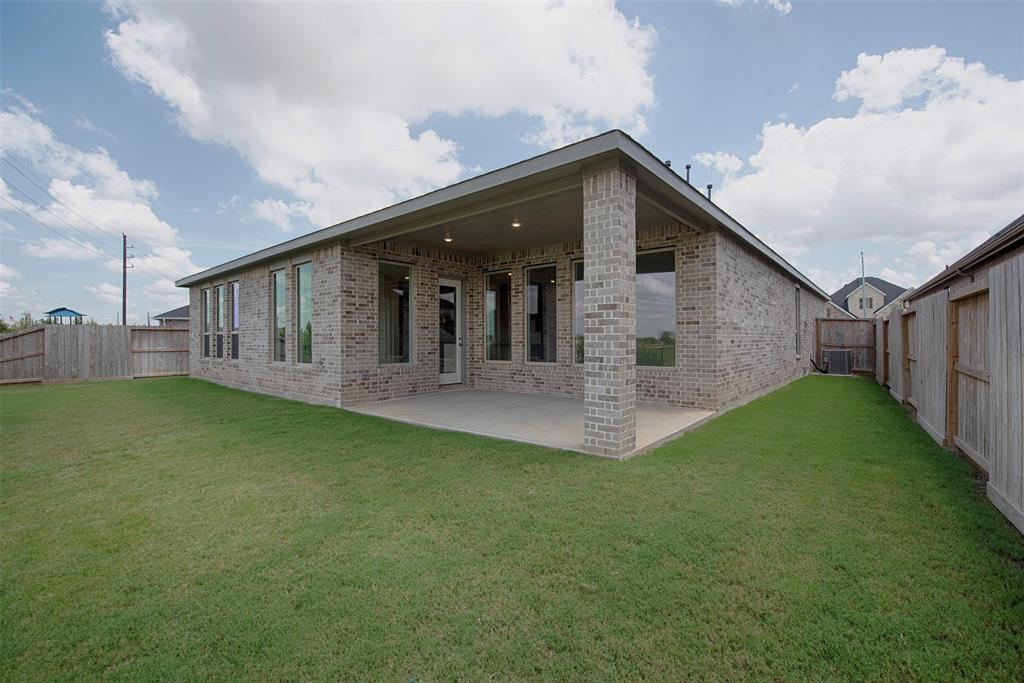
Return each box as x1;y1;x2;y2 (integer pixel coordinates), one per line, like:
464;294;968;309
271;270;286;362
215;284;225;358
526;265;557;363
573;261;584;363
201;288;211;357
636;250;676;367
485;271;511;361
867;296;874;310
296;263;312;363
230;281;240;360
795;286;801;357
379;262;411;363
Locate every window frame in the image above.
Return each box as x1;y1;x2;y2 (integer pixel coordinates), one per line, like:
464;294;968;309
201;288;211;358
635;247;677;368
229;280;240;360
484;270;513;363
572;259;584;365
378;260;413;365
215;284;225;358
270;269;286;363
524;263;558;364
295;262;313;364
794;285;802;358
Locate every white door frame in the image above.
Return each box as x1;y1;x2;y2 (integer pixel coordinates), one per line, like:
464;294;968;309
438;278;463;385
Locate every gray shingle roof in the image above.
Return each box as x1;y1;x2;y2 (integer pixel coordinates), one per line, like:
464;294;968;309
829;277;908;313
154;304;189;320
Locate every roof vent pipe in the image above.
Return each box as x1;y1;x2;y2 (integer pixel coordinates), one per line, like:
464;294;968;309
685;164;691;183
665;159;672;168
706;184;713;200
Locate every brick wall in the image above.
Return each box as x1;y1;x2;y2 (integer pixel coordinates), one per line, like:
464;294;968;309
187;222;828;413
713;231;828;408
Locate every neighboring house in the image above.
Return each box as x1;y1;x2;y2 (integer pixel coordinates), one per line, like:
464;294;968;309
176;130;830;457
829;277;908;318
872;288;913;319
152;305;190;328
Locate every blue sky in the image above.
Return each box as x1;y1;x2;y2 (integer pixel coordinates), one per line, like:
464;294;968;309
1;0;1022;323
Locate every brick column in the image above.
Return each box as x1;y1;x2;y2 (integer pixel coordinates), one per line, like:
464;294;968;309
583;162;637;457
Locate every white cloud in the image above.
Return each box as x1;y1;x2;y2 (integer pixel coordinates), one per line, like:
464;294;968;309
0;264;20;279
85;282;123;306
693;151;743;179
104;1;656;231
22;237;103;261
0;106;177;247
696;47;1023;286
716;0;793;16
879;268;917;288
73;114;118;141
0;95;204;318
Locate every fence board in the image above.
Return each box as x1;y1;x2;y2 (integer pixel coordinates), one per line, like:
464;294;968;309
815;318;875;373
0;327;45;383
0;326;188;384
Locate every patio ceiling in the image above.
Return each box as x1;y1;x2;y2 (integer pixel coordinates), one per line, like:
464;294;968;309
376;184;685;255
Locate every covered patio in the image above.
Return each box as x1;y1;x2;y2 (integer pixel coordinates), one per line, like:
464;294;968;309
348;389;714;456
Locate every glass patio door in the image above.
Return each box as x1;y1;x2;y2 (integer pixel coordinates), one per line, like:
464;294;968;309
438;278;463;385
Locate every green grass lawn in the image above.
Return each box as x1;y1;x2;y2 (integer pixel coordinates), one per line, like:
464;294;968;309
2;376;1023;680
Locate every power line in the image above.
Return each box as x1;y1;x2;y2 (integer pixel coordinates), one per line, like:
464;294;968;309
0;153;125;244
0;155;188;284
2;176;123;255
0;178;184;283
0;196;176;286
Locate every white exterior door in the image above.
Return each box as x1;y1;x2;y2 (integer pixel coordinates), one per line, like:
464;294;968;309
438;278;463;385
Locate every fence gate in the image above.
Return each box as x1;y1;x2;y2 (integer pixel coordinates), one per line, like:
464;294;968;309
815;318;876;374
947;288;991;470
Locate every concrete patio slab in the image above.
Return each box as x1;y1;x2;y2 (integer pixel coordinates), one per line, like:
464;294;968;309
347;389;715;457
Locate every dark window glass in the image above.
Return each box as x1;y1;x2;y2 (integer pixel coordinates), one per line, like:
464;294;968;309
216;334;223;358
296;263;312;363
379;262;411;363
485;272;511;361
201;289;211;357
636;250;676;367
526;265;557;363
231;281;240;330
573;261;584;364
272;270;286;362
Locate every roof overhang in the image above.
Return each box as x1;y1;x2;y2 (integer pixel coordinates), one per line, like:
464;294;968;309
176;130;828;299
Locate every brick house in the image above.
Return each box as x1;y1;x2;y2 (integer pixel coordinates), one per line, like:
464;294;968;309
177;131;830;457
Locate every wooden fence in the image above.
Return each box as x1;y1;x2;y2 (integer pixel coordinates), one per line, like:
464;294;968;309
876;248;1023;534
0;325;188;384
815;318;875;374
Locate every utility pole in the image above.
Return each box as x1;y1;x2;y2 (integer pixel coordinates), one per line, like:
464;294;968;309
121;234;133;326
860;251;866;318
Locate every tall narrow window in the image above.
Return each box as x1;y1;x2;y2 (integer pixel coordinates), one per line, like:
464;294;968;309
379;262;411;363
795;286;801;357
296;263;312;363
485;271;511;361
271;270;286;362
636;250;676;367
526;265;557;363
573;261;584;364
215;284;225;358
230;281;240;360
201;288;211;357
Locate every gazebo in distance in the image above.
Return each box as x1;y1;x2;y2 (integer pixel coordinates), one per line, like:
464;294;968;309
44;307;85;325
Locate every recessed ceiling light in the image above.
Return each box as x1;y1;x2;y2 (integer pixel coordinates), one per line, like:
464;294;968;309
443;232;453;243
510;220;522;228
549;279;555;284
